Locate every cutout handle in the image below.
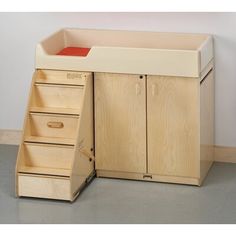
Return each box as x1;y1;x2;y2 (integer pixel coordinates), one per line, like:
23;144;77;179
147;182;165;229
47;121;64;129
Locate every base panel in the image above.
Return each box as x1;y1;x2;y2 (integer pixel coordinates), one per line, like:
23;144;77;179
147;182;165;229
96;170;200;186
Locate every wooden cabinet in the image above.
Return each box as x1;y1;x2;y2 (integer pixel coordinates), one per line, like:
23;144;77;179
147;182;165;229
95;71;214;186
16;29;215;201
95;73;146;173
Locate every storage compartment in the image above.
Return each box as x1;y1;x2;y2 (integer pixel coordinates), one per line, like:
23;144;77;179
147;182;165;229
18;174;71;200
25;113;79;144
31;83;84;114
36;69;89;86
200;70;214;183
36;28;213;77
95;68;214;185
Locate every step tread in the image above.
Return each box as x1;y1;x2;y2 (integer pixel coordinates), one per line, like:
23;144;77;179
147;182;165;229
24;136;75;145
30;107;80;115
18;166;71;177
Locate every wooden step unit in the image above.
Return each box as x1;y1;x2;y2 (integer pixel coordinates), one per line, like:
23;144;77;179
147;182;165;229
16;69;95;201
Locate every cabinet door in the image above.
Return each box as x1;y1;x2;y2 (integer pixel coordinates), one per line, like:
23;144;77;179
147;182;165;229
147;76;199;178
95;73;146;173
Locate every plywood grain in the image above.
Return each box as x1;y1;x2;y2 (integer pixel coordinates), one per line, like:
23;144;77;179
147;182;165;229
200;70;214;183
18;175;71;200
147;75;200;178
95;73;146;173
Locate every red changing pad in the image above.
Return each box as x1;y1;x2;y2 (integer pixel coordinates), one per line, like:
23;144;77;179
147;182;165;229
57;47;91;57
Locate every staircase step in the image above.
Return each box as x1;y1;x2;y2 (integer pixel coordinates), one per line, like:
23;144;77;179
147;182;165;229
30;107;80;115
24;136;75;146
18;166;71;177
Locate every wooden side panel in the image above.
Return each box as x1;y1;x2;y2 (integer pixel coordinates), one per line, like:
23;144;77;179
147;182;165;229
71;73;94;197
36;47;200;78
147;75;200;178
65;29;208;50
95;73;146;173
16;71;38;196
199;36;214;72
200;70;214;183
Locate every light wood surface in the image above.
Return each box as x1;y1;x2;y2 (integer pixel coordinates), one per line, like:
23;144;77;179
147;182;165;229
24;136;75;145
15;29;215;197
20;143;74;169
95;72;146;173
36;28;213;77
198;36;214;73
30;107;80;115
16;70;94;201
36;69;88;85
15;71;38;196
200;69;214;183
71;72;94;197
18;175;71;200
97;170;199;186
19;166;71;177
200;60;214;82
27;113;79;140
32;83;84;110
64;29;209;50
147;75;200;178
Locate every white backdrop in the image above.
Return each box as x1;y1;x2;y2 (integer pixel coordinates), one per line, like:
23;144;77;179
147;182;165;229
0;12;235;147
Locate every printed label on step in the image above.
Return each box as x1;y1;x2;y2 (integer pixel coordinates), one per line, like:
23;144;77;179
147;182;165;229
67;73;83;80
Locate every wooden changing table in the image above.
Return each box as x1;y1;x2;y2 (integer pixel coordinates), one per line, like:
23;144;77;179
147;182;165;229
16;28;214;201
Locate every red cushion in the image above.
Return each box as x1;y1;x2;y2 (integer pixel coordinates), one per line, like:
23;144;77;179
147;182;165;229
57;47;91;57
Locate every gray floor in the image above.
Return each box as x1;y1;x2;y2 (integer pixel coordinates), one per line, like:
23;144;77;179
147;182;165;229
1;144;236;223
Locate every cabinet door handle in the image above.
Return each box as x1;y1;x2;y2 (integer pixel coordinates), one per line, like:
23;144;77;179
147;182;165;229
47;121;64;128
136;83;141;95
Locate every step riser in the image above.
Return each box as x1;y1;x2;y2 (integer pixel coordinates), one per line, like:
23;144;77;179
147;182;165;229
33;84;84;110
27;113;79;140
18;175;71;201
20;143;74;170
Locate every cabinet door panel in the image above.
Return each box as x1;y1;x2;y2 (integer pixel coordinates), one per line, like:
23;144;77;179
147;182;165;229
147;76;199;178
95;73;146;173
